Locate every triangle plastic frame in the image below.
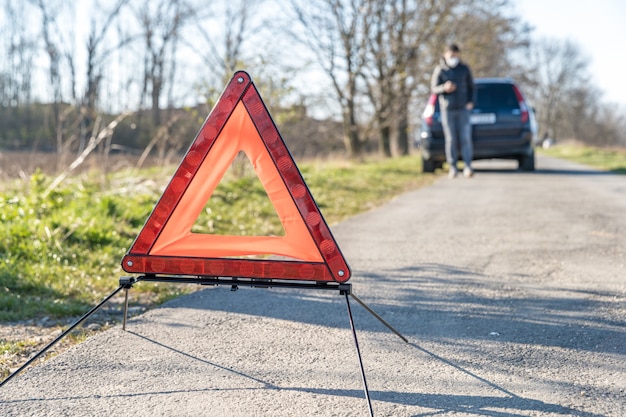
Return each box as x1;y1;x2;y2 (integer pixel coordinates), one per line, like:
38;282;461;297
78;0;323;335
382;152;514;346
121;71;351;283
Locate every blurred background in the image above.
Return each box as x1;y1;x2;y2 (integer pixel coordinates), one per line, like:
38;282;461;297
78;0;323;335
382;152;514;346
0;0;624;177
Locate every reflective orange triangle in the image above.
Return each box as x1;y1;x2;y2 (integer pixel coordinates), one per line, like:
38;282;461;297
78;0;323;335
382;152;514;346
121;71;350;282
150;102;322;261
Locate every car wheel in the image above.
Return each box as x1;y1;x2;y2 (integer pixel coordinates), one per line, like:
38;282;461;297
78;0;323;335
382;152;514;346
422;157;436;173
518;151;535;171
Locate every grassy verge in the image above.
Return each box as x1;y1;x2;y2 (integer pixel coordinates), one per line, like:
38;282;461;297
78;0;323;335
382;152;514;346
539;143;626;174
0;154;436;378
0;155;433;323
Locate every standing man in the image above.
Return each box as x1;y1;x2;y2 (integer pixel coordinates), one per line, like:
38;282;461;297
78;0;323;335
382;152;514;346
431;44;474;178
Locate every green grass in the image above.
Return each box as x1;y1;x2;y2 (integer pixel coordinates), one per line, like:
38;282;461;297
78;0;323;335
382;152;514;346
539;143;626;174
0;155;434;322
0;339;38;356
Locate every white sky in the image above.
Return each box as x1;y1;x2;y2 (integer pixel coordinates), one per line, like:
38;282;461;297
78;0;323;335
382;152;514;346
517;0;626;107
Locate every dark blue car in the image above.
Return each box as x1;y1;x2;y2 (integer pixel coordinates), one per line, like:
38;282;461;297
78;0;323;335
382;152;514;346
416;78;538;172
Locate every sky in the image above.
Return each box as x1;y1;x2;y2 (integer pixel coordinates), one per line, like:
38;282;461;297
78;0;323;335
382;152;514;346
517;0;626;107
9;0;626;111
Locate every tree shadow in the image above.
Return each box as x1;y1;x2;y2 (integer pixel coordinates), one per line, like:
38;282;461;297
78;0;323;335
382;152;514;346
107;262;625;415
472;167;621;176
533;168;624;176
133;262;625;356
358;264;625;355
2;331;601;417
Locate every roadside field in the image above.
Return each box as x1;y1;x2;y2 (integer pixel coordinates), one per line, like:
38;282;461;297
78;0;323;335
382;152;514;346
539;142;626;174
1;154;433;378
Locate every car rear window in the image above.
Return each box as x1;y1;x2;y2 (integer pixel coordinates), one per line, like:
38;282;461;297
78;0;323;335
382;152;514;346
475;84;519;111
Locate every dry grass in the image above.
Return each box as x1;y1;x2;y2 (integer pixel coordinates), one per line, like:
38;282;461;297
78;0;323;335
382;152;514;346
0;150;176;182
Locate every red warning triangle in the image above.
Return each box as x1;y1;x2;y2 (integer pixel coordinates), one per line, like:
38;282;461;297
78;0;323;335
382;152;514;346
122;71;350;283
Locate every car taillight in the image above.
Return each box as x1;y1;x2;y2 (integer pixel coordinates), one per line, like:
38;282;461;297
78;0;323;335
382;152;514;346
512;85;529;123
423;94;437;126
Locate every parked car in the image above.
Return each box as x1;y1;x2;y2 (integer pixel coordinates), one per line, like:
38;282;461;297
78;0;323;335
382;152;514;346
416;77;538;172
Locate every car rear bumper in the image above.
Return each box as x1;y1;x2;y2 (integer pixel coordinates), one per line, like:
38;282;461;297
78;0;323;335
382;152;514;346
418;132;534;162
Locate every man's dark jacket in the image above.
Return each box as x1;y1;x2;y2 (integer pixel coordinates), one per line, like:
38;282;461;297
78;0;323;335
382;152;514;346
431;59;474;110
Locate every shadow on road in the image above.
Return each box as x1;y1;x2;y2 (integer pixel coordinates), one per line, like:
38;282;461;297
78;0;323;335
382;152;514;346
4;330;600;417
360;264;625;356
472;167;622;176
2;385;601;417
110;261;625;415
5;264;617;416
145;263;624;356
533;167;625;176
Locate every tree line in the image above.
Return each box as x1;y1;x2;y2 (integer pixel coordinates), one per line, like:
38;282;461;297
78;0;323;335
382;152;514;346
0;0;624;167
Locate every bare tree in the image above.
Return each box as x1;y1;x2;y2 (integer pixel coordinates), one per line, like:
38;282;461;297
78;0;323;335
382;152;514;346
289;0;371;158
316;0;527;157
189;0;257;87
449;1;530;78
362;0;402;157
31;0;65;108
181;0;259;111
28;0;133;170
28;0;79;169
80;0;131;153
130;0;195;163
391;0;457;156
0;0;36;148
520;36;626;147
134;0;193;125
562;85;626;147
522;37;590;141
186;0;300;124
363;0;467;156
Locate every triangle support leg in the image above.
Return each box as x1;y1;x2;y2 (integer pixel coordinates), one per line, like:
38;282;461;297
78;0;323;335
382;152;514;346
349;293;408;343
120;276;136;331
342;289;375;417
122;287;130;331
0;283;127;388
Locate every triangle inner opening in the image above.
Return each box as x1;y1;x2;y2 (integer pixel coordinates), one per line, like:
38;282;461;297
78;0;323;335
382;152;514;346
191;151;286;238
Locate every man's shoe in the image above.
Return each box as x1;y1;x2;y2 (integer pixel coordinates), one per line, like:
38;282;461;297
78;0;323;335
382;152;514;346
463;167;474;178
448;167;458;179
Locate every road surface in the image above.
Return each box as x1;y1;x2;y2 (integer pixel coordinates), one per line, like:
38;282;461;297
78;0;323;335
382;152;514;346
1;155;625;416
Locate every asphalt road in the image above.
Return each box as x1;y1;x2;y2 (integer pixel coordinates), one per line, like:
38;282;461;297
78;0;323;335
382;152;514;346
1;155;625;417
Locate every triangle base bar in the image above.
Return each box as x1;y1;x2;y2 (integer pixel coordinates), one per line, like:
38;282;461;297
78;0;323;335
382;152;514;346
132;274;351;292
122;254;343;282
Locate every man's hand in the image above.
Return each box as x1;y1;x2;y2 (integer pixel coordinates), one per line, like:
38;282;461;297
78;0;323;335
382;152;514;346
443;81;456;93
466;102;474;110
